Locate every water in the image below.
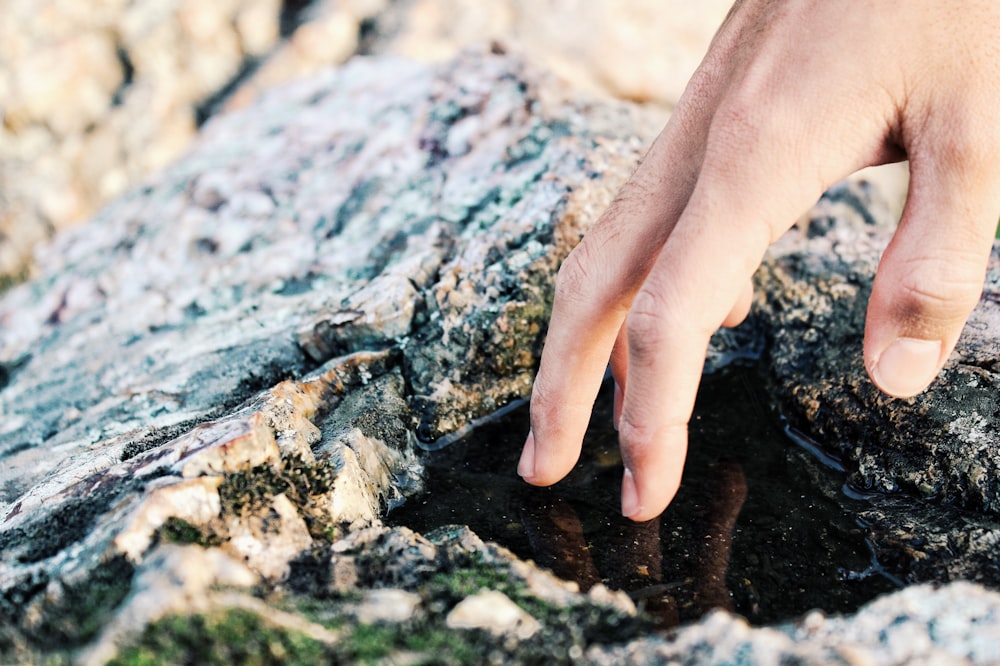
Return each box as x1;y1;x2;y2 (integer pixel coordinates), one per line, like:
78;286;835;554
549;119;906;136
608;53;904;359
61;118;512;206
388;364;899;627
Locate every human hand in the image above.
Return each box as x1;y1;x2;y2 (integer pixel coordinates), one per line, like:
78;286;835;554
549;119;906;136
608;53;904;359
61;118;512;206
519;0;1000;521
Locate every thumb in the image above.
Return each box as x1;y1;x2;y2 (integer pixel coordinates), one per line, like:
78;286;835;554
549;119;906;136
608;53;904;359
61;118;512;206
864;131;1000;398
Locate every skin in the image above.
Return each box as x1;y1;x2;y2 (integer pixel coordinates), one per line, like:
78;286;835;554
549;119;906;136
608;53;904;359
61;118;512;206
519;0;1000;521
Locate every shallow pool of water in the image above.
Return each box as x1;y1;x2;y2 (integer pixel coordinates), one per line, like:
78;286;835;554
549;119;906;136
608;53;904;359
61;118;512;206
389;364;899;626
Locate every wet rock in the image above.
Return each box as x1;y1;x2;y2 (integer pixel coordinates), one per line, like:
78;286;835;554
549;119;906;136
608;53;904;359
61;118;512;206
754;211;1000;583
760;221;1000;513
0;40;996;663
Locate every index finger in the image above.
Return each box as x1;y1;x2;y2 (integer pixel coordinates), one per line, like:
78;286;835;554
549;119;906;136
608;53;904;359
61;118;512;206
520;109;707;486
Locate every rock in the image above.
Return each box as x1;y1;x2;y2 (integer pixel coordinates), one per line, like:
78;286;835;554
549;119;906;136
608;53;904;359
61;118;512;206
446;590;541;639
588;582;1000;666
1;0;736;284
79;544;259;665
0;50;645;659
1;42;997;663
760;221;1000;513
753;209;1000;584
0;0;285;280
360;0;731;106
350;588;422;624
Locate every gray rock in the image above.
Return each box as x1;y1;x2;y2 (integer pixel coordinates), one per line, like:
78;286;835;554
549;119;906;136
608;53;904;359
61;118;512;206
0;50;644;659
754;212;1000;584
350;588;423;624
446;590;541;639
760;221;999;513
588;582;1000;666
0;0;286;279
0;0;735;285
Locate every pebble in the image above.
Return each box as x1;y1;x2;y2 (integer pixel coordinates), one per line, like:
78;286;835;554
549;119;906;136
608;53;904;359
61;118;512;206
445;590;541;640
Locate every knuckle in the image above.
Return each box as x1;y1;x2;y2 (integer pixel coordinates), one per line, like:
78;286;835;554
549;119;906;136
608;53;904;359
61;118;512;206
892;251;986;323
625;288;672;353
554;242;599;307
616;416;653;467
709;88;781;154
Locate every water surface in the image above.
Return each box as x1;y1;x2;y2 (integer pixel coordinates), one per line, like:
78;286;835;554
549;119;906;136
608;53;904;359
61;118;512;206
389;364;899;626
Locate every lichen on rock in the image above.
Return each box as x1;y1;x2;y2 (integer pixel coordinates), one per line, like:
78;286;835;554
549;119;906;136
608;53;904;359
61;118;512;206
754;205;1000;587
0;50;649;659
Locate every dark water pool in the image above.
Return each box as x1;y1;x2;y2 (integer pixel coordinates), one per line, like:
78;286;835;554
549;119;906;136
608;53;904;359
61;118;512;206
388;364;900;627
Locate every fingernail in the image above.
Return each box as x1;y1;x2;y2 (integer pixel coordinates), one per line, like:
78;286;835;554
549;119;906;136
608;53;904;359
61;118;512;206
613;382;623;431
621;467;641;518
870;337;942;398
518;430;535;479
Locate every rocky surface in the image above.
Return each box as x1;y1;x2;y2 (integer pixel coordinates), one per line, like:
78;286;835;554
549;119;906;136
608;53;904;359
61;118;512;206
0;0;287;280
1;0;734;284
757;192;1000;588
1;47;998;663
588;582;1000;666
0;50;647;661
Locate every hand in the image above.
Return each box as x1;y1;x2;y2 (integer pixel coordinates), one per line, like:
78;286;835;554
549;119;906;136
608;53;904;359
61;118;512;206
519;0;1000;521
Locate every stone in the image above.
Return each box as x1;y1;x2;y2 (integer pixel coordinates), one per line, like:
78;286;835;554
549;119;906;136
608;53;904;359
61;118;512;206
587;582;1000;666
753;207;1000;585
359;0;730;105
445;590;541;639
1;0;737;284
760;221;1000;513
350;588;422;624
0;50;645;660
0;0;285;280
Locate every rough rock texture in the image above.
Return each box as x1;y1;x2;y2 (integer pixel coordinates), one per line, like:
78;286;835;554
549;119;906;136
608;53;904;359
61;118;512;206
2;0;911;296
754;194;1000;586
761;221;1000;513
0;0;285;279
1;0;731;283
1;49;997;662
0;51;646;660
588;582;1000;666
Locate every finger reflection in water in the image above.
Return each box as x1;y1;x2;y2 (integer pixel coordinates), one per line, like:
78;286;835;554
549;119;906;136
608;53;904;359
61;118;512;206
388;365;898;626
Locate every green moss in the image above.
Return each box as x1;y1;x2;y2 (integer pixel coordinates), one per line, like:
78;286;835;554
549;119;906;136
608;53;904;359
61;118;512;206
428;553;519;601
109;609;330;666
340;624;480;665
155;517;223;547
218;456;337;540
111;606;484;666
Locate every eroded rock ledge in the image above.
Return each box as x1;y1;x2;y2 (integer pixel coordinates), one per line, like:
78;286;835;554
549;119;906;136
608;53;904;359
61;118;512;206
0;50;645;661
0;50;998;664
